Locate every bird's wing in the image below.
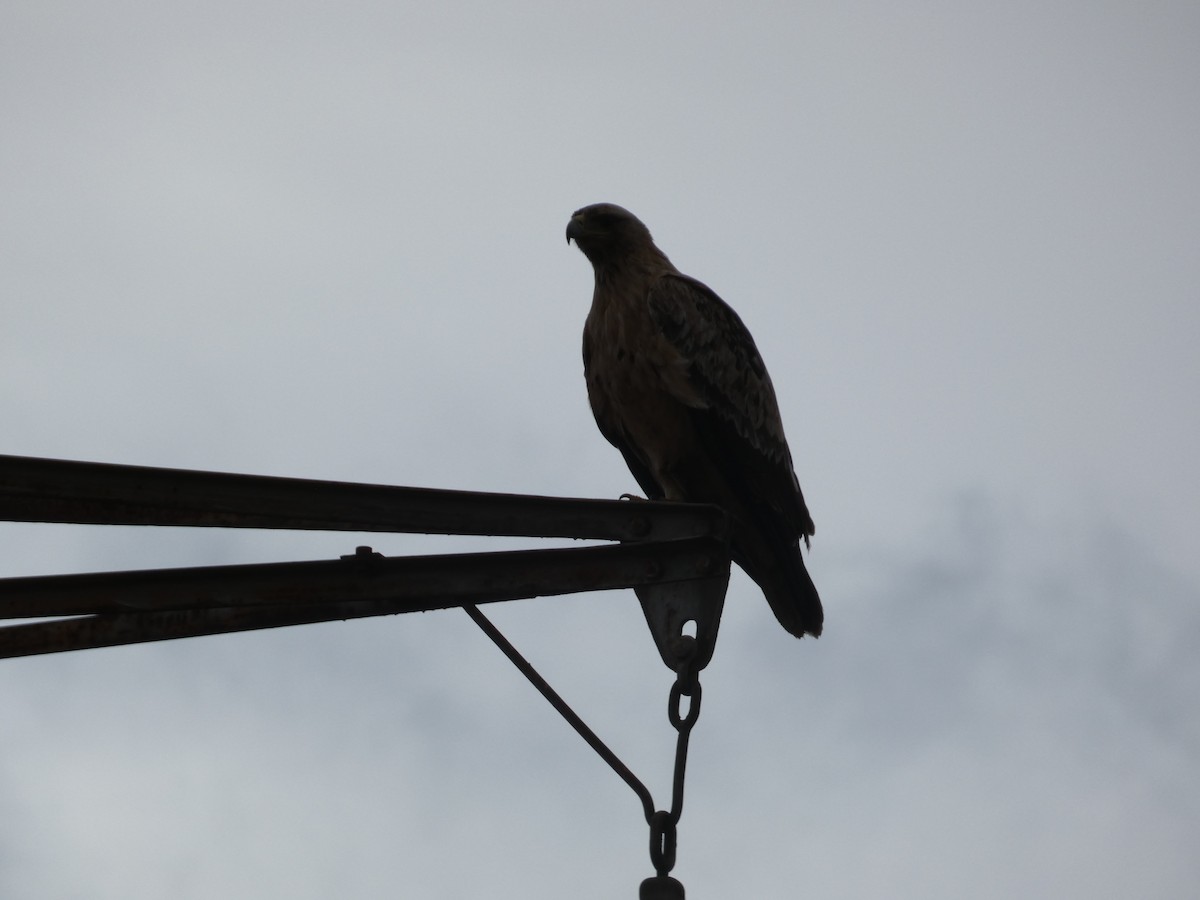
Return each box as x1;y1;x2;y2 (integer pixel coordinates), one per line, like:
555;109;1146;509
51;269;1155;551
647;273;814;537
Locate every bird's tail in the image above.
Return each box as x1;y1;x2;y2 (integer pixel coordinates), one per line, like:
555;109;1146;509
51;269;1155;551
735;534;824;639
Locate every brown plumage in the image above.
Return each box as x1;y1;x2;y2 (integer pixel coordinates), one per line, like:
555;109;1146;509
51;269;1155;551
566;202;823;638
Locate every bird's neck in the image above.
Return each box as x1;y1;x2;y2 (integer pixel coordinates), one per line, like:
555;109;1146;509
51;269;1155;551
590;247;675;292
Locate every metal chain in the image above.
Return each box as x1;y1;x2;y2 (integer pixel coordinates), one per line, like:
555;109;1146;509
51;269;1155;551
649;633;702;877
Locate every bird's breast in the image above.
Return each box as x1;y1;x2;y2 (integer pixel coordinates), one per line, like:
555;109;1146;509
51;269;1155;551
583;297;701;493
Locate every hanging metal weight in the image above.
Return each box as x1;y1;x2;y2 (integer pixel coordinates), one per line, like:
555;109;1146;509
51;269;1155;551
639;874;686;900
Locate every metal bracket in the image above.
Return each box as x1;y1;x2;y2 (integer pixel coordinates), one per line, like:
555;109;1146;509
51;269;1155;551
635;570;728;673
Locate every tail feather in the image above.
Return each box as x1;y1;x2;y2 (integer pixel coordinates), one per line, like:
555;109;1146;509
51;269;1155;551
733;534;823;638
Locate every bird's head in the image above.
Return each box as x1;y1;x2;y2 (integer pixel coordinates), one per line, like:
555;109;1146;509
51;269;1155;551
566;203;656;266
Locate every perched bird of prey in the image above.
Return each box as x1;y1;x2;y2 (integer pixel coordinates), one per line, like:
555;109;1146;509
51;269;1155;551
566;203;822;638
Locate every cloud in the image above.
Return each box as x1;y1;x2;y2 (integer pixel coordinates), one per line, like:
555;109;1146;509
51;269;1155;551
701;494;1200;898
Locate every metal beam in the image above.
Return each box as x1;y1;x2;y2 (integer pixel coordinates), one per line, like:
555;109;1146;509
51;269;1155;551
0;538;728;659
0;454;725;542
0;454;732;667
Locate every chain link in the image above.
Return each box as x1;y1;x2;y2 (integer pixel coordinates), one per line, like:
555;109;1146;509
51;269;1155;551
648;633;704;878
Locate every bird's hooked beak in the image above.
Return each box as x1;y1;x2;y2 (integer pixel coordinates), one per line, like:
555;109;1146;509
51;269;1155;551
566;214;585;245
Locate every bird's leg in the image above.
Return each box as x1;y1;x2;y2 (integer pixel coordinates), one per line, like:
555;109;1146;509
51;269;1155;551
619;492;647;501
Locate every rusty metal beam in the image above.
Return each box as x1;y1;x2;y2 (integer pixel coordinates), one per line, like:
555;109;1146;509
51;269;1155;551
0;538;729;659
0;454;724;542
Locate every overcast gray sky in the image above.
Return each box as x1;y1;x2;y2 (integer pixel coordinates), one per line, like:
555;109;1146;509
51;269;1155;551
3;2;1198;898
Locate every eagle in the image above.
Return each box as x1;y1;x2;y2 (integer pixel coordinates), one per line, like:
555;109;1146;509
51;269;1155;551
567;203;822;638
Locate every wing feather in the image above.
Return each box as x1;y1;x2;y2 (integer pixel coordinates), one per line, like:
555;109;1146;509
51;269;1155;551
647;274;814;537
